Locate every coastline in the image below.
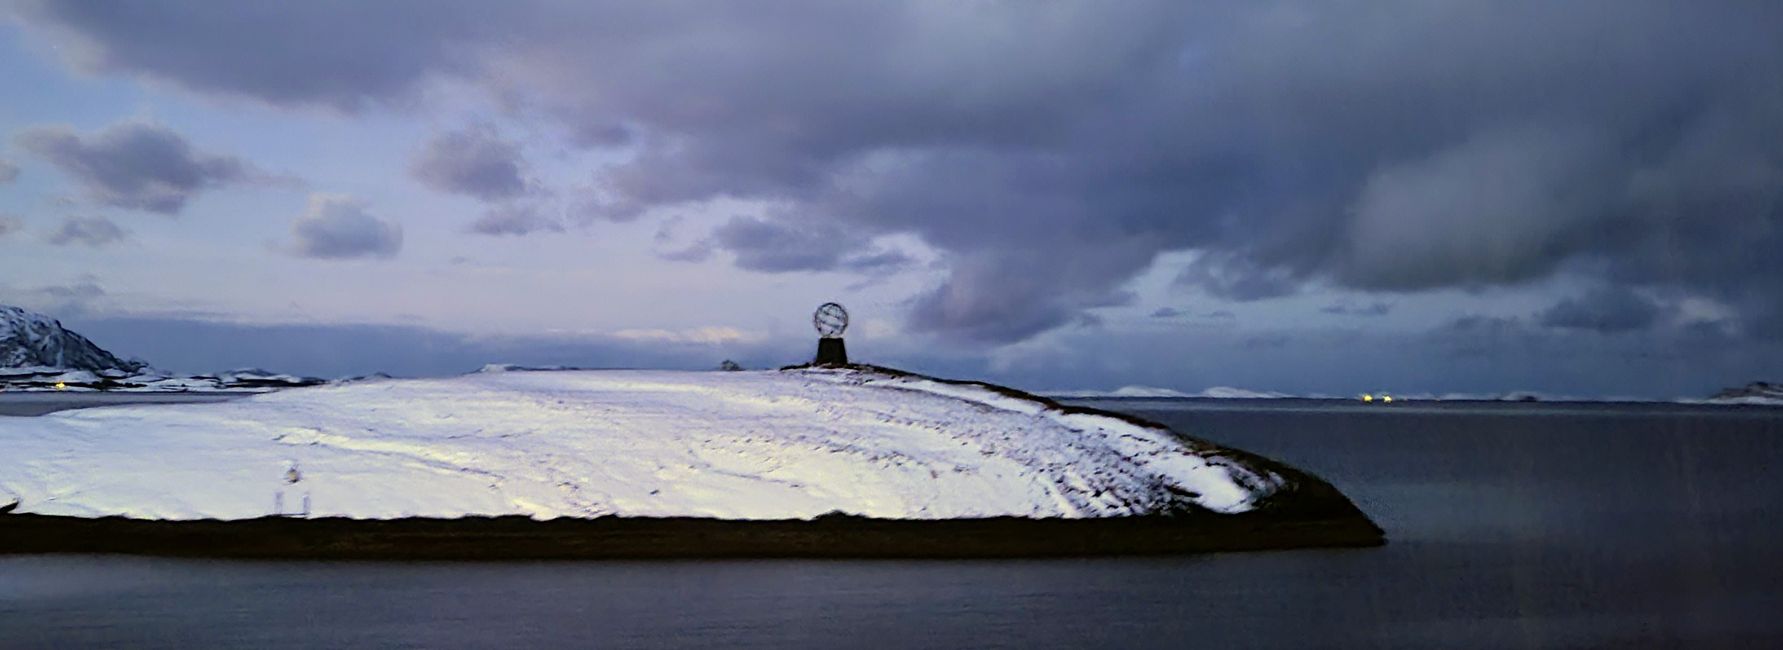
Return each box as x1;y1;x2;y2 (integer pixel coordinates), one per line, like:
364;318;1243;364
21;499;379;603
0;512;1384;560
0;392;249;417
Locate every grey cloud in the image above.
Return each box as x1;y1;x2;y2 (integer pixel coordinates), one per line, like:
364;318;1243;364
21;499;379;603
1149;307;1182;319
0;214;21;238
1242;334;1290;350
469;204;562;236
710;216;856;273
412;125;529;201
1177;252;1302;302
907;251;1137;343
1322;301;1393;317
657;242;713;263
841;249;913;274
45;216;127;247
9;0;481;111
38;280;105;300
0;159;18;184
288;194;401;259
15;121;251;214
18;2;1783;342
1537;287;1668;333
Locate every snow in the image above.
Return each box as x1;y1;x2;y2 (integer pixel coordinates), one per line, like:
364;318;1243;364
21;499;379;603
1195;386;1293;399
1050;385;1292;399
0;367;1290;521
1702;382;1783;406
1697;393;1783;407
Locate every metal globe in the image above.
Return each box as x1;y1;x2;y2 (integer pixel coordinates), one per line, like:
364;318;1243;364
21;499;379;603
813;302;849;338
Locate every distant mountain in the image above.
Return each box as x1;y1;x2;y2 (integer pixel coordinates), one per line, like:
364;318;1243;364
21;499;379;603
1709;382;1783;405
1050;385;1293;399
0;305;144;372
1;304;327;392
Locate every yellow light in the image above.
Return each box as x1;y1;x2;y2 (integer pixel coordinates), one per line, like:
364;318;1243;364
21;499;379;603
1382;394;1394;404
1361;393;1373;402
54;382;67;390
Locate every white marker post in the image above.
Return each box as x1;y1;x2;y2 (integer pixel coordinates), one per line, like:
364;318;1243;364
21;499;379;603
275;461;305;517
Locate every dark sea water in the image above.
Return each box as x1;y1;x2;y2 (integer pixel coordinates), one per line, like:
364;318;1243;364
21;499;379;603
3;399;1781;649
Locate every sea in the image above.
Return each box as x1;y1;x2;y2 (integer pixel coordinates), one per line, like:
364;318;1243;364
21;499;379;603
3;398;1781;649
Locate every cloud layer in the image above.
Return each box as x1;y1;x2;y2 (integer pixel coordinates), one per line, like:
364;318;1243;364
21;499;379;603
16;1;1783;343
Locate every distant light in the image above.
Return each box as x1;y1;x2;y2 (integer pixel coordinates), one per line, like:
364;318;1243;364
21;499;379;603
1360;393;1373;402
1382;394;1394;404
54;382;67;390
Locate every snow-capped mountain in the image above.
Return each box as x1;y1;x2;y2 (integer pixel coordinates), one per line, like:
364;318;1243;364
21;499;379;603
0;304;325;392
1708;382;1783;405
0;305;144;372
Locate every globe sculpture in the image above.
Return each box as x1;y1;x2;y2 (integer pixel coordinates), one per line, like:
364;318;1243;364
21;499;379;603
814;302;849;338
812;302;850;365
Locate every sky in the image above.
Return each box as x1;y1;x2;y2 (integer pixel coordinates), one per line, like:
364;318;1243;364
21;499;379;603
2;1;1780;398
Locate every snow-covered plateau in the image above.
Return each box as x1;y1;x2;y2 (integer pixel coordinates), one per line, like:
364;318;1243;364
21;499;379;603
0;366;1322;522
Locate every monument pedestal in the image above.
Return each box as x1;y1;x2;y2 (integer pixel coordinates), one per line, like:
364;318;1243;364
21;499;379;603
815;337;849;366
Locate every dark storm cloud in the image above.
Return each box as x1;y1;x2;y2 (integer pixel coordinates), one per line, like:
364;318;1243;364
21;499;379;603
0;159;18;184
14;122;251;214
469;204;562;236
287;194;401;259
17;1;1783;341
412;125;529;202
1537;287;1669;333
44;216;127;247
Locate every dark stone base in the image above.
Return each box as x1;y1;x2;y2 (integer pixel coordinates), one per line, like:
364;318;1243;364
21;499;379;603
815;337;848;365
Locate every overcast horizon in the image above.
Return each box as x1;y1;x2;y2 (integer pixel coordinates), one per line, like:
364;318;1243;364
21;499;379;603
4;2;1781;398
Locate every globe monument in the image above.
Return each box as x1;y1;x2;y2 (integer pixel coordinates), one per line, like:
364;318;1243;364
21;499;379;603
813;302;849;366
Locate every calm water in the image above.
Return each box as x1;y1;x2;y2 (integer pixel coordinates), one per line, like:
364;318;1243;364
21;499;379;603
3;399;1781;648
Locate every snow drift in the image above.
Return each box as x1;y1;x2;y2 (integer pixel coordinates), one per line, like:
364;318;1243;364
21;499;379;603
0;366;1318;522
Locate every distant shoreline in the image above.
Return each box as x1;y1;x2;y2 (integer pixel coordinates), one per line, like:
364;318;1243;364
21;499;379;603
0;392;247;417
0;512;1385;560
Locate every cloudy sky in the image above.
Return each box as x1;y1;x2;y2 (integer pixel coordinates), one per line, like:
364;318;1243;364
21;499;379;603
2;1;1780;397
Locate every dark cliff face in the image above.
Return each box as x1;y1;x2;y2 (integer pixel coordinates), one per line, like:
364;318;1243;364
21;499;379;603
0;305;145;372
